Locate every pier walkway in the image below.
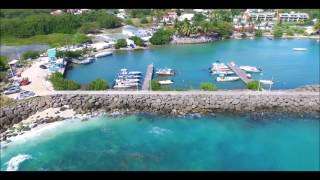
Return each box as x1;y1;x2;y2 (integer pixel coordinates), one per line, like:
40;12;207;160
227;62;252;84
142;64;154;90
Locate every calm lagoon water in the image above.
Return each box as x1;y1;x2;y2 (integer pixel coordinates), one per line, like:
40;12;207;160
1;114;319;171
65;38;320;89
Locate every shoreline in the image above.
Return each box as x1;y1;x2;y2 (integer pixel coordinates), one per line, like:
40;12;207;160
1;108;319;149
262;34;320;39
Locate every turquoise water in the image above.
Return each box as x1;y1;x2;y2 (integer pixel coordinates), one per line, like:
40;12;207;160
1;114;319;171
65;38;320;89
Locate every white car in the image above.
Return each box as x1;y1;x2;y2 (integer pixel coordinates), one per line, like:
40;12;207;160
16;90;35;100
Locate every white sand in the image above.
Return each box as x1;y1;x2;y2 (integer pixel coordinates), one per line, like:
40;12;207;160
19;58;55;96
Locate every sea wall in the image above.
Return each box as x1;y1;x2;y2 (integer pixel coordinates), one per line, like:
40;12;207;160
1;89;320;133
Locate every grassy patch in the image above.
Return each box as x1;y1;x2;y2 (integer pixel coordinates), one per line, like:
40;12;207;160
1;33;91;47
0;94;16;107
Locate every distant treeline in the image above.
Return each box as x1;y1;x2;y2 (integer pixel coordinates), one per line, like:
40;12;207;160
0;10;122;38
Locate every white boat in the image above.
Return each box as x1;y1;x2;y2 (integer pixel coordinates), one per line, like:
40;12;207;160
118;75;141;79
128;71;142;75
95;51;113;58
156;68;175;76
246;73;252;78
216;76;240;82
116;79;140;83
239;66;261;73
113;84;131;89
259;80;274;85
71;57;94;64
212;71;235;75
158;80;174;85
293;48;307;51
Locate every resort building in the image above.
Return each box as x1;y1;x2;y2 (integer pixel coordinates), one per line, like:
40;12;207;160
278;12;309;22
244;9;276;22
116;9;127;19
162;11;178;25
122;25;153;40
178;13;195;21
50;10;63;16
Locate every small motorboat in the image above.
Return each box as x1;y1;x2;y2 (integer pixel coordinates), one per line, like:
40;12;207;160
118;75;141;79
113;84;131;89
216;76;240;82
156;68;175;76
158;80;174;85
212;71;235;75
239;66;261;73
115;79;140;83
293;48;307;51
259;80;274;85
128;71;142;75
267;37;273;40
95;51;113;58
246;73;252;79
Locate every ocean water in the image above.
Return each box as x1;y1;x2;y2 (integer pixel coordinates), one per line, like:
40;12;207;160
1;114;319;171
65;38;320;89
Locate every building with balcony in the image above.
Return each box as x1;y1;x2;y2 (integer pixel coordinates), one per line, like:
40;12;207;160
278;12;309;22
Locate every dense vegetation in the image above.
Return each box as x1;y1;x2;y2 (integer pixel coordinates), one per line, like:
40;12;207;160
0;56;9;83
255;30;263;37
128;9;152;18
150;28;175;45
200;82;217;91
22;51;40;60
129;36;145;46
247;80;262;91
0;56;9;71
150;80;161;90
273;24;306;37
88;79;108;90
0;10;121;47
56;48;90;58
115;39;128;49
49;72;80;90
1;33;91;47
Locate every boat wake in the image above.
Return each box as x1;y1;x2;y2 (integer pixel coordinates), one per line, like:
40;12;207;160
148;126;171;136
6;154;32;171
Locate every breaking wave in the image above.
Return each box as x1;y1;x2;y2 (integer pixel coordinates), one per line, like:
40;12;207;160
6;154;32;171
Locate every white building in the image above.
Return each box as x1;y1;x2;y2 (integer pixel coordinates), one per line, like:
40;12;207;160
116;9;127;19
122;25;152;38
279;12;309;22
178;13;195;21
162;11;178;25
90;42;112;50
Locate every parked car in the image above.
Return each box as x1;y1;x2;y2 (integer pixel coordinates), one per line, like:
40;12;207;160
4;86;21;95
39;65;47;69
20;78;31;86
16;90;35;100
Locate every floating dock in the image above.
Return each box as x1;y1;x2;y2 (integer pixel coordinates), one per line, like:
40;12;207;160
227;62;252;84
142;64;154;90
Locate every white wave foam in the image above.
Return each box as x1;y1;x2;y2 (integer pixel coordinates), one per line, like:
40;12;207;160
6;154;32;171
148;126;171;136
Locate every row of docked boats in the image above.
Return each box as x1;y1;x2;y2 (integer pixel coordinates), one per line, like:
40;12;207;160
113;69;142;89
155;68;175;85
70;51;113;65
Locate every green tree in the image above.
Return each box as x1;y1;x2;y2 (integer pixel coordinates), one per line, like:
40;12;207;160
150;28;174;45
247;80;262;91
200;82;217;91
78;22;100;34
255;29;263;37
141;17;148;24
22;51;40;60
150;80;161;91
0;56;9;71
314;20;320;31
129;36;145;46
88;79;108;90
115;39;127;49
192;13;206;24
49;72;80;90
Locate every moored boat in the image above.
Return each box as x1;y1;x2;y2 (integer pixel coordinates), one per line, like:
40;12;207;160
239;66;261;73
212;71;235;75
95;51;113;58
216;76;240;82
156;68;175;76
259;80;274;85
293;48;307;51
158;80;174;85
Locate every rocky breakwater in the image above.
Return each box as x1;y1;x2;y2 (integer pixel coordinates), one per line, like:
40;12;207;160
1;90;320;135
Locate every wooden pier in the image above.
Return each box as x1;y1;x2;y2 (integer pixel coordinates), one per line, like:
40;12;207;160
142;64;154;90
227;62;252;84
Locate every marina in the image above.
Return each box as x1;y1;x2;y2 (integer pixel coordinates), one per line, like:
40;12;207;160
65;38;319;90
227;62;252;84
